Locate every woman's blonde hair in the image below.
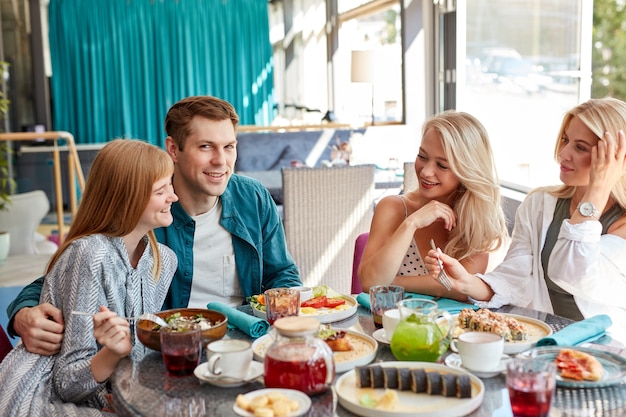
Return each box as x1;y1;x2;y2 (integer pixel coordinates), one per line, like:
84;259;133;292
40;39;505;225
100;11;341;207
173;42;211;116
47;139;174;279
423;110;509;260
539;97;626;208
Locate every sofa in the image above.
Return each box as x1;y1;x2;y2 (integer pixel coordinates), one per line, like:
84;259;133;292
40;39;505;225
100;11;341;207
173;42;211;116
235;128;364;172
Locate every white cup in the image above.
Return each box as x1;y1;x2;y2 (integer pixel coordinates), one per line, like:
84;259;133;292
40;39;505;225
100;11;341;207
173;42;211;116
291;286;313;302
206;339;253;380
382;308;401;339
454;331;504;372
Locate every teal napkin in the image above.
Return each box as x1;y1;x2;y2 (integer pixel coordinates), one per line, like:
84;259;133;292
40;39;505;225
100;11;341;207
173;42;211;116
536;314;612;347
206;302;270;338
356;292;478;314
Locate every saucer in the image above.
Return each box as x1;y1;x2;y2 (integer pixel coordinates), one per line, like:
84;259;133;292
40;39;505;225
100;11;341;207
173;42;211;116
372;328;391;345
194;360;264;387
444;353;510;378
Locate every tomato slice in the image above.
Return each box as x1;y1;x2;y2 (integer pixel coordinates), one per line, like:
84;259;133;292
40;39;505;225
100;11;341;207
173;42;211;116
301;296;327;308
324;298;346;308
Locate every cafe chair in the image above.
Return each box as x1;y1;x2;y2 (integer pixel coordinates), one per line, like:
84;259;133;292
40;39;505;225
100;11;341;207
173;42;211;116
282;165;375;294
0;190;58;256
0;324;12;363
351;232;369;294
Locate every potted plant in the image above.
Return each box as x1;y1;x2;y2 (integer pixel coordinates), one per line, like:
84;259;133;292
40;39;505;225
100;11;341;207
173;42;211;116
0;61;12;263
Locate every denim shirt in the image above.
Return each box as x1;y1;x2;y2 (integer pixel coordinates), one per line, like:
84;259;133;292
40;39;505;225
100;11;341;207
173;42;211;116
156;174;301;309
7;174;301;336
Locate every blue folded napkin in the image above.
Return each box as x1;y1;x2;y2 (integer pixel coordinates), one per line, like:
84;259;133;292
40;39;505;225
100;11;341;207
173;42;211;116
206;302;270;338
356;292;478;314
536;314;612;347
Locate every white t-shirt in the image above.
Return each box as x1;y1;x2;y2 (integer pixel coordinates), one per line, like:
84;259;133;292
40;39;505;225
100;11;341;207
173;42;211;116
188;198;243;308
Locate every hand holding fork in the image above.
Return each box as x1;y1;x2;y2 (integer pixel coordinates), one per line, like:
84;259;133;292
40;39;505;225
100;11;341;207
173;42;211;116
429;239;453;291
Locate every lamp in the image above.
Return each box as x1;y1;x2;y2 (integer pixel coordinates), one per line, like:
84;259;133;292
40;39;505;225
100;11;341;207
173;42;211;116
351;50;378;125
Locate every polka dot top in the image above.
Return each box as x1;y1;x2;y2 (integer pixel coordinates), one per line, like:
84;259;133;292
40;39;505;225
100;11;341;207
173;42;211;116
396;195;427;276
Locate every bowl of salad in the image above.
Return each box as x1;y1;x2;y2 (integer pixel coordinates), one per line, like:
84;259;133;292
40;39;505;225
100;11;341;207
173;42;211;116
136;308;228;351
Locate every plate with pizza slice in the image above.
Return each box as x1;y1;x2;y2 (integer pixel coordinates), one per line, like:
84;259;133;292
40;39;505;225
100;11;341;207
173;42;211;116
521;346;626;388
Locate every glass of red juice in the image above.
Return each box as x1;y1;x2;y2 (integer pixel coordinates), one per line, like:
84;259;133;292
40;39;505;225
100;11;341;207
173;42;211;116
160;324;202;377
506;358;556;417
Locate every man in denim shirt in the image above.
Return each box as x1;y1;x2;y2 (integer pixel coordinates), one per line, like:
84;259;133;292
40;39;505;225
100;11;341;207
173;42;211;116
7;96;301;355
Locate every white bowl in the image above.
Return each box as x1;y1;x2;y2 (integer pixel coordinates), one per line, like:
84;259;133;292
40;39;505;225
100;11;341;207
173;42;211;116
291;286;313;302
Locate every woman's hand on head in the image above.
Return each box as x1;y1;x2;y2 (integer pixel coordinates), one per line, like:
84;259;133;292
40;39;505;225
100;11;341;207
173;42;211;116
408;200;457;231
93;306;132;358
591;129;626;192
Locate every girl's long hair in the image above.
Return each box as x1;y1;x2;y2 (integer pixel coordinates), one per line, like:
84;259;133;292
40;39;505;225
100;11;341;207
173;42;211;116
424;111;509;260
47;139;174;279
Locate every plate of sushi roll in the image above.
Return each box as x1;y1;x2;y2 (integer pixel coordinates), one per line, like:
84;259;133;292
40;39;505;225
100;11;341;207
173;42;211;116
454;308;552;354
335;362;484;417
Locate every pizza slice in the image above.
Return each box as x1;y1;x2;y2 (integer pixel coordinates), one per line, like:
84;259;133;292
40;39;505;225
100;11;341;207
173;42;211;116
555;349;603;381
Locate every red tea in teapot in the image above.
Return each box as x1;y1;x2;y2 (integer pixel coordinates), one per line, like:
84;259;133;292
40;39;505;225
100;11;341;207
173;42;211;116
264;343;332;395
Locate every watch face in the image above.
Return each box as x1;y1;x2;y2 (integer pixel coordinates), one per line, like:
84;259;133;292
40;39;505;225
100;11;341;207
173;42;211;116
578;202;596;217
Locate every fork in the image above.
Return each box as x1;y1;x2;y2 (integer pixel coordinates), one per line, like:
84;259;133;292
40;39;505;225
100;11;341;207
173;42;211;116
429;239;453;291
71;311;169;327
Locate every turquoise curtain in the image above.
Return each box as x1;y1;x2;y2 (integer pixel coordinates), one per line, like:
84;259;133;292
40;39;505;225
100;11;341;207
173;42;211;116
48;0;274;147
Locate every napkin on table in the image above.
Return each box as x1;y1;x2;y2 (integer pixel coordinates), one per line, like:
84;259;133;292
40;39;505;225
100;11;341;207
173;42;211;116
356;292;478;314
536;314;612;347
206;301;270;338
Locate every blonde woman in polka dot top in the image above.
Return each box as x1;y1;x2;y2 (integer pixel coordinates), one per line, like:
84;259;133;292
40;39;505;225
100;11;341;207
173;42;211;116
358;111;509;301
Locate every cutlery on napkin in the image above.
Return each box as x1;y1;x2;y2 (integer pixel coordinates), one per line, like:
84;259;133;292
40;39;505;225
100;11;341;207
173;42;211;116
356;292;478;314
206;301;270;338
536;314;612;347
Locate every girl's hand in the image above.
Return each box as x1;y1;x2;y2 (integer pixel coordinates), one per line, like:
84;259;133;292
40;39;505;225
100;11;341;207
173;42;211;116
408;200;457;231
93;306;132;358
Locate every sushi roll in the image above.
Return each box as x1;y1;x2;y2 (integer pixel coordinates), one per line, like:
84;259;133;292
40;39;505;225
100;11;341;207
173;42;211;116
383;367;399;389
397;368;412;391
426;371;443;395
370;365;385;388
410;368;427;393
355;366;372;388
457;374;472;398
441;374;457;397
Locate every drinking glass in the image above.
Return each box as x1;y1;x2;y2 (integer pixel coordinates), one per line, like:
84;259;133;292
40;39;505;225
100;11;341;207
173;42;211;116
160;324;202;377
506;358;556;417
264;288;300;325
369;285;404;329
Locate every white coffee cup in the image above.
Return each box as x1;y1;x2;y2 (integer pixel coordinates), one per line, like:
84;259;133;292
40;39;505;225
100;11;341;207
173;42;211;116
206;339;253;380
454;331;504;372
382;308;401;339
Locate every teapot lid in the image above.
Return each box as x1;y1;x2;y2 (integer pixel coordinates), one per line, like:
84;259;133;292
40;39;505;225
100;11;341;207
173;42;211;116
273;316;319;337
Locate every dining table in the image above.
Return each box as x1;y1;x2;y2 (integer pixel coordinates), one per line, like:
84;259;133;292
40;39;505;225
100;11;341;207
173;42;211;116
111;302;626;417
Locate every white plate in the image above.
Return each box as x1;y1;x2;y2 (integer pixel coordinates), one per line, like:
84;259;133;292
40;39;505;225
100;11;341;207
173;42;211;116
521;346;626;388
252;329;378;373
335;361;484;417
444;353;511;378
194;361;264;387
251;294;358;324
233;388;312;417
453;312;553;354
372;328;391;345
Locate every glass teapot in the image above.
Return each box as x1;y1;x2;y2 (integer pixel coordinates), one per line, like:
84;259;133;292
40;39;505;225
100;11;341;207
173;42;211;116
390;298;453;362
263;316;335;395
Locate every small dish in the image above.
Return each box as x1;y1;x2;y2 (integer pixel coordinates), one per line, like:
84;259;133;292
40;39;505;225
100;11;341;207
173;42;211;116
194;360;264;387
372;328;391;345
233;388;312;417
444;353;510;378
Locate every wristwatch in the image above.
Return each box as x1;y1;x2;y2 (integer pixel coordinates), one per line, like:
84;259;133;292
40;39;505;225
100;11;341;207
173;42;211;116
577;201;600;219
